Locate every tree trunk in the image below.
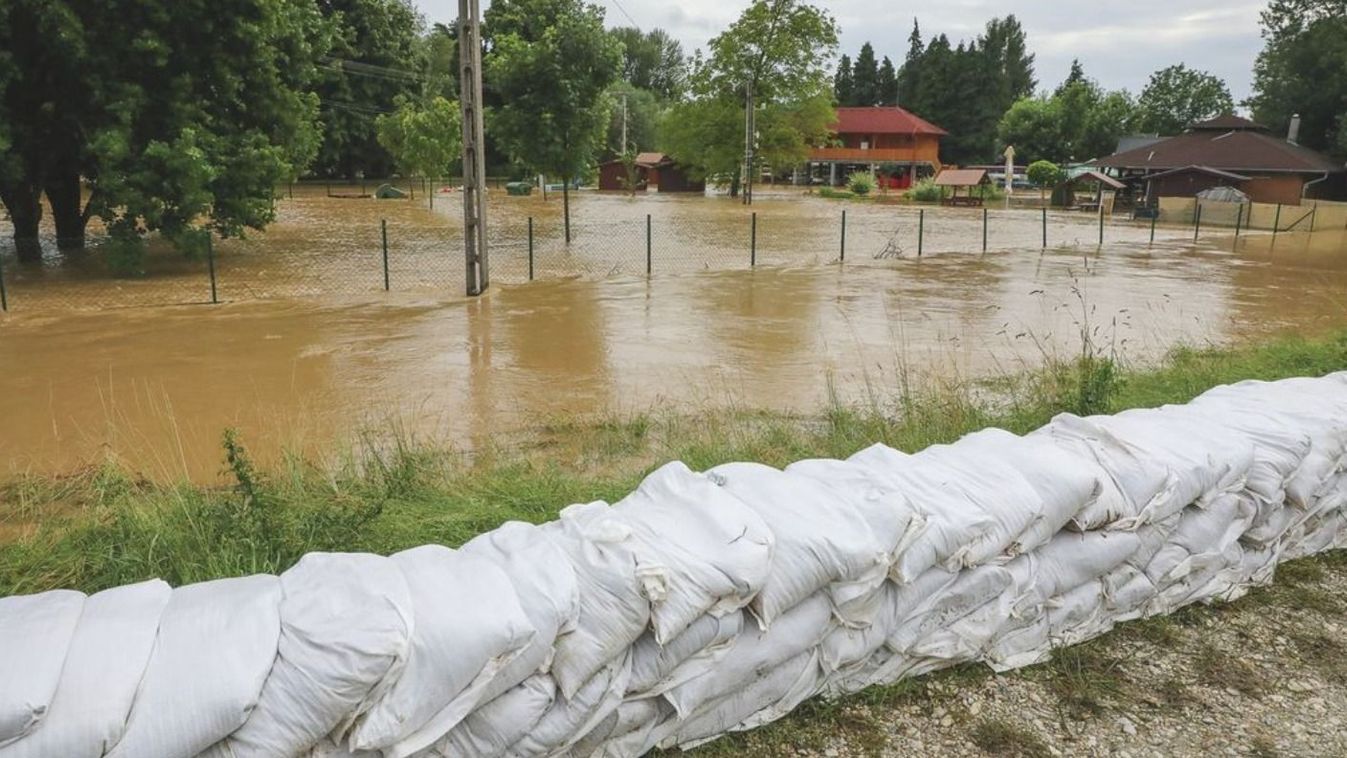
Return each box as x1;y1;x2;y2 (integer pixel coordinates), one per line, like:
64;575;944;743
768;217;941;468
45;169;86;250
1;181;44;263
729;174;741;199
562;176;571;244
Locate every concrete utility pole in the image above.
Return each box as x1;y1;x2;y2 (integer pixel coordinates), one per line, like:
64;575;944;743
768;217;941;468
621;93;629;154
742;82;755;205
458;0;489;296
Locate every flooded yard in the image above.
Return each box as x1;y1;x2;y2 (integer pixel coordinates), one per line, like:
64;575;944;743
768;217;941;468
1;191;1344;481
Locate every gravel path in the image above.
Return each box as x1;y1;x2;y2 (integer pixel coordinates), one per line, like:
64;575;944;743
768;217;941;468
688;553;1347;758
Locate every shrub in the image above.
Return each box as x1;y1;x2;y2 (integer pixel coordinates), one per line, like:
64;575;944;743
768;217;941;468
847;171;876;196
906;178;946;203
1027;160;1063;192
818;187;855;200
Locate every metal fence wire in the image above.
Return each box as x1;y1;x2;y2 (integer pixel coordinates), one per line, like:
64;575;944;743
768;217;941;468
2;197;1344;314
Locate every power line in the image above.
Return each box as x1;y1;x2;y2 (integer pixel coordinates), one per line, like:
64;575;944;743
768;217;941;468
608;0;638;28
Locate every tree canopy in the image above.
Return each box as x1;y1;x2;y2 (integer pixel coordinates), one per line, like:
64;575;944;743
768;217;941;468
1134;64;1234;135
610;27;687;101
891;15;1037;164
1248;0;1347;158
312;0;426;179
375;96;462;178
0;0;330;262
998;62;1134;164
485;0;621;236
661;0;837;195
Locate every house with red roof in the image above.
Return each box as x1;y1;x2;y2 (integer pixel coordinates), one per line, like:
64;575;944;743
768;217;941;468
807;106;947;189
1093;115;1344;205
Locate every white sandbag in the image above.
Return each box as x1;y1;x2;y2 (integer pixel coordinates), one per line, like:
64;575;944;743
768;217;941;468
584;699;673;758
1183;400;1313;504
627;613;743;699
783;457;927;585
422;675;556;758
108;575;281;758
1046;581;1110;647
819;582;905;677
663;595;832;719
507;654;631;757
670;650;821;750
951;428;1103;550
846;445;996;580
0;580;169;758
706;462;888;628
543;502;650;700
458;521;580;704
349;546;536;758
217;553;412;758
1096;406;1255;508
1032;414;1177;529
1022;530;1141;609
886;564;1012;656
897;444;1046;564
0;589;85;747
611;462;774;643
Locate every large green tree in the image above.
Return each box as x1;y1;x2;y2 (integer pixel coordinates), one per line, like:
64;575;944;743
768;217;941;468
1134;64;1234;135
375;95;462;178
486;0;622;240
1248;0;1347;158
997;63;1136;163
605;81;661;156
876;56;898;106
661;0;838;197
895;15;1038;164
610;27;687;101
851;42;879;106
0;0;329;262
313;0;426;179
833;54;854;105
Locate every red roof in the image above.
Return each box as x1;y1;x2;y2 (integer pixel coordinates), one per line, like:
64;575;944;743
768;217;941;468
1094;128;1343;174
831;107;947;136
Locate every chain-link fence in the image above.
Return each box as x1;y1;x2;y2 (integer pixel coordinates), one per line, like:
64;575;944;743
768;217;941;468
3;196;1343;314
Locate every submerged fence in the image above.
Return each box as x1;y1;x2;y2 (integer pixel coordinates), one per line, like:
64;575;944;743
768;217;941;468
1;199;1344;314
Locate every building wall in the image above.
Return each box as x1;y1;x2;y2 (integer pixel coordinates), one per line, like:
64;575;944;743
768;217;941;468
598;163;647;192
1240;175;1305;206
826;133;942;167
650;165;705;193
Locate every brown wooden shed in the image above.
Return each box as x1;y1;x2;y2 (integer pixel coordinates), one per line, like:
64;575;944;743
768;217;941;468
597;153;705;193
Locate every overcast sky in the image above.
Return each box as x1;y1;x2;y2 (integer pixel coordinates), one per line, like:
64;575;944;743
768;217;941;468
414;0;1267;102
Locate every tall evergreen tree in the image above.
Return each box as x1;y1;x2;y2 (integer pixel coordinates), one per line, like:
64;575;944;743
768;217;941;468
852;42;879;106
1056;59;1087;96
833;54;854;105
877;56;897;106
896;19;923;107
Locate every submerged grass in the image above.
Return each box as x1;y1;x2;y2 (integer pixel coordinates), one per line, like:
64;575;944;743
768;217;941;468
1;327;1345;599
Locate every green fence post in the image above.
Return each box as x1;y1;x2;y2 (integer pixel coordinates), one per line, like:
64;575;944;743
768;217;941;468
207;235;219;304
1235;203;1244;238
982;207;988;253
1193;203;1203;242
1098;203;1105;246
0;256;8;312
750;212;757;266
918;208;925;257
1149;210;1157;245
1272;203;1282;243
840;210;847;262
646;214;652;276
1041;207;1047;249
381;219;390;291
1310;202;1317;233
528;217;535;281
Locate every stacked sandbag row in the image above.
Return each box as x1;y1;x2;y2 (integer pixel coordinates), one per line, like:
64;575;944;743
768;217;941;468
1;373;1345;758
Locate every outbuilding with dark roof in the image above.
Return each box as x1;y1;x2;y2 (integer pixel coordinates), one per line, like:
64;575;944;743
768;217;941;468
1093;116;1345;205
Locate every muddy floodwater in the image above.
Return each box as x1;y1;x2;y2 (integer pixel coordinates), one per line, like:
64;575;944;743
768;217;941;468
1;189;1345;481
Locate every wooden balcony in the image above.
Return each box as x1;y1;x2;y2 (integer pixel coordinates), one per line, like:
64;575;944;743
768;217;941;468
808;147;931;163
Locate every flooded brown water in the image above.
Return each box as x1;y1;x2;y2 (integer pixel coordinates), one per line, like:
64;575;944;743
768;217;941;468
2;194;1344;481
3;188;1188;309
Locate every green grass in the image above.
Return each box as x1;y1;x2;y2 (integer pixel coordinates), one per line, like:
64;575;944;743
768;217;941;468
969;718;1051;757
1;327;1345;599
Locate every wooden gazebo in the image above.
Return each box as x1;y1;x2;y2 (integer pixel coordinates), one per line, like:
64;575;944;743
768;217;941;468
934;169;990;206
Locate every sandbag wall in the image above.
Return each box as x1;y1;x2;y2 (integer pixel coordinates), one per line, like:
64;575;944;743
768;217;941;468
3;373;1347;758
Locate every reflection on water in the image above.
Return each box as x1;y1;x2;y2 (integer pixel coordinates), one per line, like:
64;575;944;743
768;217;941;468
1;224;1343;482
